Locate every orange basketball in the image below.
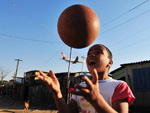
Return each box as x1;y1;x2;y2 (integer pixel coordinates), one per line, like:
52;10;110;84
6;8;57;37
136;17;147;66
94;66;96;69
57;4;100;48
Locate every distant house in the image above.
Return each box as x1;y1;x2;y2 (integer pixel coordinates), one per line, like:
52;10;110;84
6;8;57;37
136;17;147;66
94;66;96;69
23;70;90;109
110;60;150;113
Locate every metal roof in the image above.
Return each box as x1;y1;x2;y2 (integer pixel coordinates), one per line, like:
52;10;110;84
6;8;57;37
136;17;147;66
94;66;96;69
110;60;150;74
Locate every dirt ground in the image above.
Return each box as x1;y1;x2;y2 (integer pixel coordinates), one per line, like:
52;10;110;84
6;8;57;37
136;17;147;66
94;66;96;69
0;95;58;113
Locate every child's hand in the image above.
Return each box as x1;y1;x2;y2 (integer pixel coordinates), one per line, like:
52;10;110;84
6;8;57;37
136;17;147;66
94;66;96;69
35;70;62;98
70;69;101;104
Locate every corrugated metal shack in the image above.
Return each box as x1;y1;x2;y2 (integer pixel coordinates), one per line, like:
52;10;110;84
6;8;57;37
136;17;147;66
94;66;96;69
110;60;150;113
24;70;90;109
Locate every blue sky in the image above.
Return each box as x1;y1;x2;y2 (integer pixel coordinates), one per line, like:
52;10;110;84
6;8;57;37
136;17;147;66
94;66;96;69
0;0;150;81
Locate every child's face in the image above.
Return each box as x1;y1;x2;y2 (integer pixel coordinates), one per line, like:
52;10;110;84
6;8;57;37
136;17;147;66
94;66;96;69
86;44;112;73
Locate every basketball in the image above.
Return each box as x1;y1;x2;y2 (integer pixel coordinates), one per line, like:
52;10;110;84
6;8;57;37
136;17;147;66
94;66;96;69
57;4;100;48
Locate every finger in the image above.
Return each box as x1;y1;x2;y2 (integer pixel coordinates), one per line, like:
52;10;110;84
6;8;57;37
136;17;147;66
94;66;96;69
49;70;57;79
92;69;98;84
35;72;40;80
39;70;48;77
70;88;89;96
36;73;46;81
36;71;49;82
43;76;48;81
74;84;87;91
35;73;43;80
69;87;90;96
69;90;83;96
82;76;93;88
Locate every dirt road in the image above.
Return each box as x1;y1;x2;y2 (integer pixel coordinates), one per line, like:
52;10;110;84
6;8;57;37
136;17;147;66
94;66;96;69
0;95;58;113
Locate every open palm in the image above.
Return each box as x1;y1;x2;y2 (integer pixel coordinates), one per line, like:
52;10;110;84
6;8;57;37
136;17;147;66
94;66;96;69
36;70;61;96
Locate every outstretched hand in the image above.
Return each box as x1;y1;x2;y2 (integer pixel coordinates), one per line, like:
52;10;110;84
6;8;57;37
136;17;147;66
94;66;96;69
70;69;101;104
35;70;62;98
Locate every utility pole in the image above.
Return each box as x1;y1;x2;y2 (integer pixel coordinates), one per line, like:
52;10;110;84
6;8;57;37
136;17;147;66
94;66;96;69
66;47;73;104
14;59;22;81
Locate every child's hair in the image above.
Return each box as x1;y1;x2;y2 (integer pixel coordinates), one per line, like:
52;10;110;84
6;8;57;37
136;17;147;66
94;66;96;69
102;44;112;60
96;44;113;60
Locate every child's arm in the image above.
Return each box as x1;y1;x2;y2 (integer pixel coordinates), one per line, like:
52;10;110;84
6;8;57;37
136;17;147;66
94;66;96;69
112;98;128;113
36;70;78;113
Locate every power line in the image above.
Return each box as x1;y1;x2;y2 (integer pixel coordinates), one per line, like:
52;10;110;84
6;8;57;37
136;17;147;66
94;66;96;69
113;37;150;52
40;45;64;65
23;44;64;70
7;0;56;36
101;0;150;27
100;9;150;34
109;25;150;47
0;33;59;44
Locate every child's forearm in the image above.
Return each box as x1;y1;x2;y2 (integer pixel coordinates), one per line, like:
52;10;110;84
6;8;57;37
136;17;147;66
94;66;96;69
92;94;117;113
53;93;72;113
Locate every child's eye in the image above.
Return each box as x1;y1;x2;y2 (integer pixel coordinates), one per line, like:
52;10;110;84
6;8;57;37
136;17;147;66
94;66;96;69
87;53;91;56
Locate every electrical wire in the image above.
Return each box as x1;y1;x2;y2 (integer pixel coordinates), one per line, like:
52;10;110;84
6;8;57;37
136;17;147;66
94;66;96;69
0;33;59;44
101;0;150;27
23;45;64;70
109;25;150;47
100;9;150;34
113;37;150;52
7;0;58;38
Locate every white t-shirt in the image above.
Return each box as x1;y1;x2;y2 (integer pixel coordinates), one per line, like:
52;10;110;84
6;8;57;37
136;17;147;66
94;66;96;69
71;78;135;113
